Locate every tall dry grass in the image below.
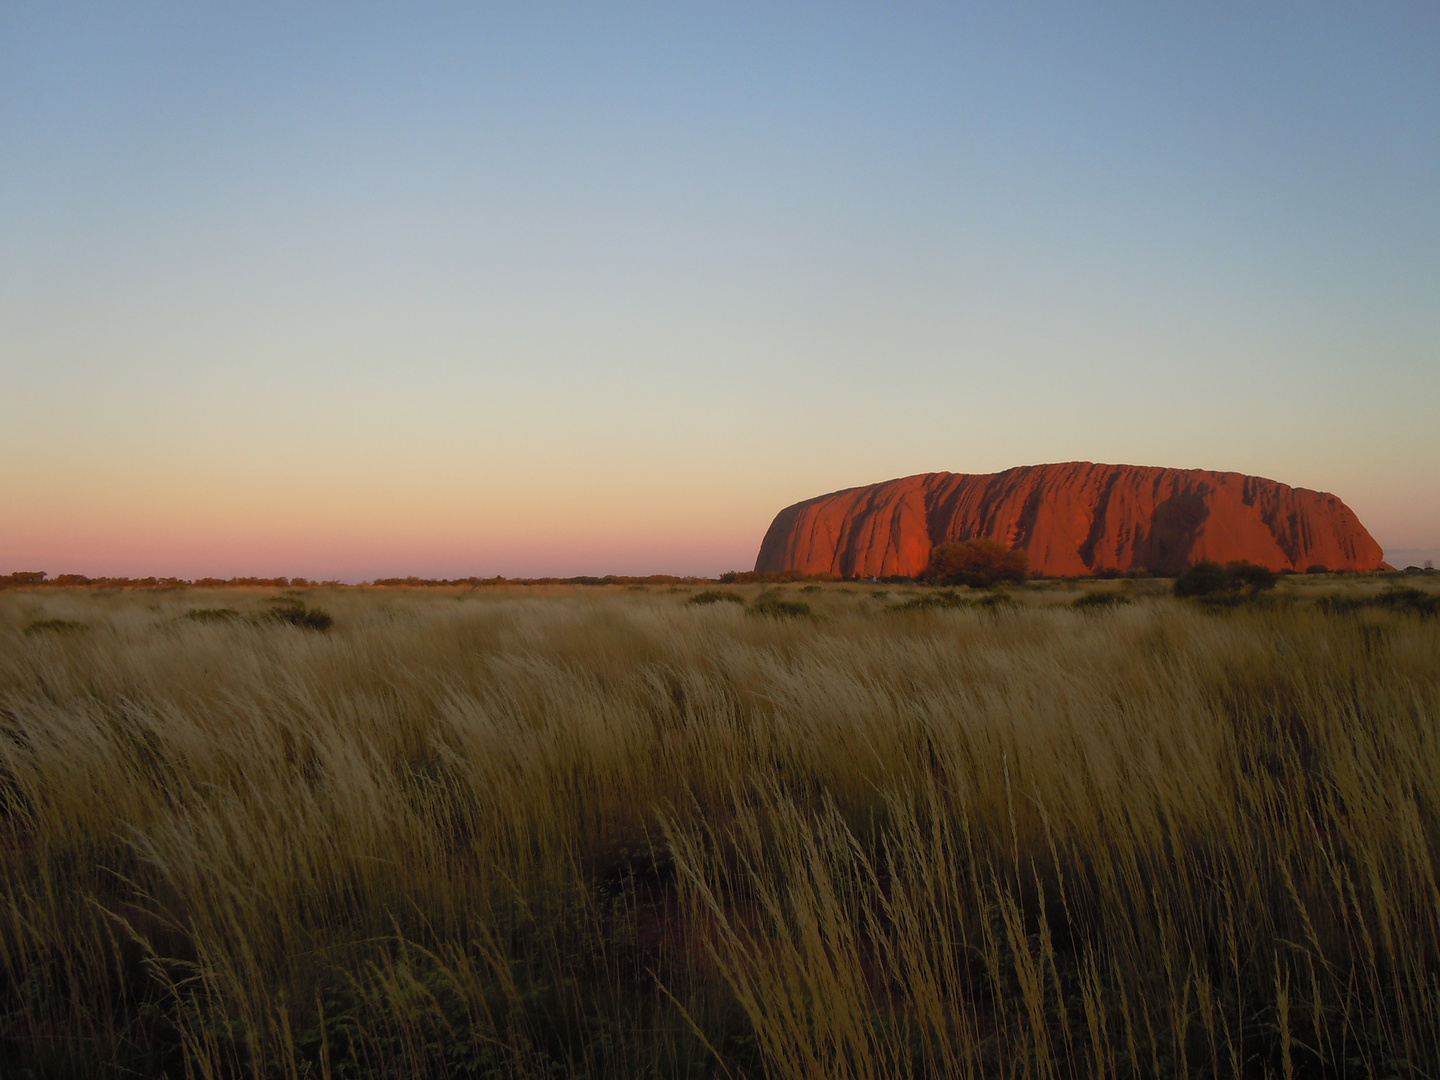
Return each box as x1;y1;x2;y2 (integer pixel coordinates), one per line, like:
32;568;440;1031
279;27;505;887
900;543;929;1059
1;581;1438;1077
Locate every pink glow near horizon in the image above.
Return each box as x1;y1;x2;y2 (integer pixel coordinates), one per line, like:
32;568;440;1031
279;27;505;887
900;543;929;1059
3;462;1432;581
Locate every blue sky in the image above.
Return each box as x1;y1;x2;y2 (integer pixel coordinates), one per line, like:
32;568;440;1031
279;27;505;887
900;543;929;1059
2;4;1436;577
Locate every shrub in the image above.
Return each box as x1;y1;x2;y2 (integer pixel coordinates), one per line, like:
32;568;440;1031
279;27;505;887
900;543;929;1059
1360;587;1437;618
974;592;1015;611
1306;564;1330;575
1175;561;1277;600
891;590;968;613
749;596;812;619
686;590;745;607
1174;562;1229;598
1315;588;1439;617
1226;561;1278;592
1072;592;1131;610
262;598;334;631
184;608;242;623
924;540;1028;587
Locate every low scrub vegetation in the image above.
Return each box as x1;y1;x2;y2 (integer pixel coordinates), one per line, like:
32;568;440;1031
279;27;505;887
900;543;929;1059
1174;559;1278;601
20;618;88;636
685;590;745;607
1318;585;1440;618
922;538;1028;587
1072;590;1131;610
2;581;1439;1077
747;594;812;619
183;607;243;623
260;596;334;631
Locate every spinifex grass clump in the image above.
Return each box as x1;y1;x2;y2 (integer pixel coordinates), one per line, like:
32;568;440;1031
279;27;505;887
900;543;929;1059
1072;590;1131;609
686;590;745;606
262;595;334;630
1;582;1439;1078
748;593;812;619
21;618;87;636
183;607;243;623
1319;585;1440;618
891;588;968;612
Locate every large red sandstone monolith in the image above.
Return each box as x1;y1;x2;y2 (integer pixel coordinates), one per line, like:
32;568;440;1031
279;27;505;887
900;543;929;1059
754;463;1389;578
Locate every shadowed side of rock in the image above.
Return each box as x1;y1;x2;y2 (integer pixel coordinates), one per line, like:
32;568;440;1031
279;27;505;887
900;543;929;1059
754;462;1389;577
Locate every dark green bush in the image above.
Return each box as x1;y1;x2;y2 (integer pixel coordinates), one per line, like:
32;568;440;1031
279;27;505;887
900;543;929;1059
923;539;1028;587
184;608;242;623
1175;561;1277;600
974;592;1015;611
686;590;745;607
891;590;968;613
1227;562;1278;592
263;598;334;631
1072;592;1131;610
1320;587;1439;618
1174;562;1230;598
749;596;812;619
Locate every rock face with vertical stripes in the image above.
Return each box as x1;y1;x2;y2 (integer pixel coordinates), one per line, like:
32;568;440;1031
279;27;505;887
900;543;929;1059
754;463;1389;578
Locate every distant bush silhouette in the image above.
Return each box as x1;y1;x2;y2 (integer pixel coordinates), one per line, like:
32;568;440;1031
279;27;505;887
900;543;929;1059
923;540;1028;587
1174;561;1278;600
687;590;744;607
719;570;806;584
1306;564;1330;575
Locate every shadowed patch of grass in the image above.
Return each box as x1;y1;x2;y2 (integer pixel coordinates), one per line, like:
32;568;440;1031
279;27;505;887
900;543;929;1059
1072;591;1131;610
686;590;745;607
891;589;968;613
183;608;243;623
749;595;812;619
22;618;87;636
262;597;334;631
1319;586;1439;618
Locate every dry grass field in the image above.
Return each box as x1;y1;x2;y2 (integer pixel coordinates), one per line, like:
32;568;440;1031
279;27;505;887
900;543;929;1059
2;576;1439;1078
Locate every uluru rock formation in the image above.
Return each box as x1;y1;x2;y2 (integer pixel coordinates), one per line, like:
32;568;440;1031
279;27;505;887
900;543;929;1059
755;463;1389;578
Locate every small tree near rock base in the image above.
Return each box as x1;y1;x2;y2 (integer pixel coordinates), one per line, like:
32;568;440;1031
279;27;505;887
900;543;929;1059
1174;560;1277;599
924;539;1028;587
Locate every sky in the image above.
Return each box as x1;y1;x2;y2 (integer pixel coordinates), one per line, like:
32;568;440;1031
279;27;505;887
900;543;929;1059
2;3;1437;579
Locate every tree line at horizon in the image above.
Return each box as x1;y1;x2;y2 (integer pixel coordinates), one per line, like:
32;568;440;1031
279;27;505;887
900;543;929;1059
2;540;1432;593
